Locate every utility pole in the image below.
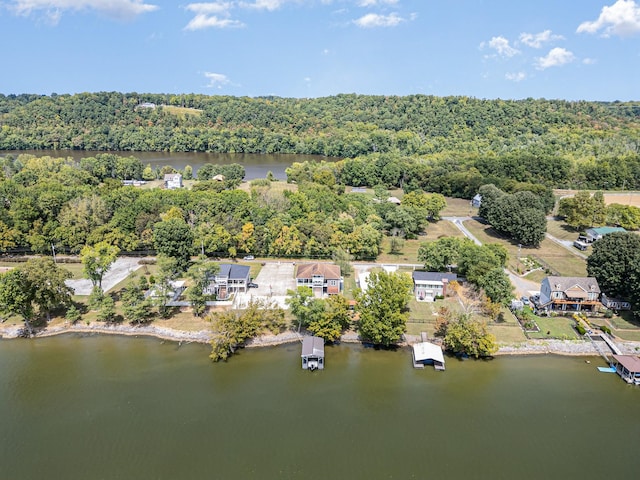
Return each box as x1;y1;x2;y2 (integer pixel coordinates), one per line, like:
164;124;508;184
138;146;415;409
51;243;57;263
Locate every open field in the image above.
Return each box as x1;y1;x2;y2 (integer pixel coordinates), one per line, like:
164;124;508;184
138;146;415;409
377;221;464;264
463;219;587;277
161;105;203;118
442;197;474;217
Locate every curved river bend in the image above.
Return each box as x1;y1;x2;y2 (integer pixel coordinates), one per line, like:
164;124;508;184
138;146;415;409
1;335;639;479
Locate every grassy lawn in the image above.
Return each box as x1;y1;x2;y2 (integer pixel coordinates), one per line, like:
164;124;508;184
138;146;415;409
526;315;580;340
442;197;475;217
463;219;587;277
546;218;580;241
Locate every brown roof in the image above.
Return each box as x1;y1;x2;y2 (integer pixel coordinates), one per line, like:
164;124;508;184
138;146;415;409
613;355;640;373
296;263;341;280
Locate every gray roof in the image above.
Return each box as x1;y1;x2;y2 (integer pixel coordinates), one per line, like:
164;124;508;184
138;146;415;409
301;336;325;357
543;276;600;294
412;271;457;282
218;264;250;280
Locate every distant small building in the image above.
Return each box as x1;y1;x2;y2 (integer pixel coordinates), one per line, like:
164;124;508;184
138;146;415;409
296;263;342;297
164;173;182;189
301;336;325;370
412;342;445;370
471;193;482;208
601;293;631;311
412;271;457;302
387;196;401;205
584;226;626;243
137;102;156;109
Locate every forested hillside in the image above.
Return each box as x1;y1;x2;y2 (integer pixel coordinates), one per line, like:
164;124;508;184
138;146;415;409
1;92;639;190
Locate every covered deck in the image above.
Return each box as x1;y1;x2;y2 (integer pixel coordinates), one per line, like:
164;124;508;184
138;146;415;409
412;341;445;371
612;355;640;385
301;336;325;371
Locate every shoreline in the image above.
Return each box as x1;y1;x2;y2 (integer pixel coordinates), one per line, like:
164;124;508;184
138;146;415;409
2;322;640;357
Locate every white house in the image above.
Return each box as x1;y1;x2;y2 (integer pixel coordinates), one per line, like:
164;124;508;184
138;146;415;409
412;271;457;302
164;173;182;189
537;276;601;313
204;264;251;300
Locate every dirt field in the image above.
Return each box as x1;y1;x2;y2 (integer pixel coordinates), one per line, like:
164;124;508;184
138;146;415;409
604;192;640;207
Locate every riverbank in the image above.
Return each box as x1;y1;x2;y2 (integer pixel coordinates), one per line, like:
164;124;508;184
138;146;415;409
3;321;640;357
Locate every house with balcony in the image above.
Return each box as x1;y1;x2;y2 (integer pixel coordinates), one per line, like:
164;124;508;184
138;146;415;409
295;263;342;297
412;271;457;302
204;264;250;300
536;276;601;313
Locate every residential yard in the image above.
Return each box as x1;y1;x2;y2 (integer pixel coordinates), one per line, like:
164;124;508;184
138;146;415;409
463;218;588;277
442;197;475;217
524;313;580;340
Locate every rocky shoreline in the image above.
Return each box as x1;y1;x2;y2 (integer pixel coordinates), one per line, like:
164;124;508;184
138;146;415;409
2;322;640;356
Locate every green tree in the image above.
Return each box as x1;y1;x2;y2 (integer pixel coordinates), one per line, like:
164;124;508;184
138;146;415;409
121;278;152;324
22;257;73;321
356;270;413;346
587;232;640;308
186;259;219;317
0;269;36;335
286;287;325;330
442;313;497;358
154;255;180;317
418;237;468;272
153;218;194;272
478;267;514;306
97;295;116;323
307;294;351;342
80;241;120;291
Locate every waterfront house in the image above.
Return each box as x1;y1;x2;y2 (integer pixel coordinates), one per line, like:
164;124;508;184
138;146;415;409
611;355;640;385
412;271;457;302
164;173;182;189
537;276;601;313
412;341;445;370
295;263;342;297
204;264;251;300
301;336;325;370
584;226;626;243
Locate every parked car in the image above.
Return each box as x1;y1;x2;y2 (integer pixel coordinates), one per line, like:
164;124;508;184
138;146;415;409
248;282;259;288
521;296;530;305
243;255;255;260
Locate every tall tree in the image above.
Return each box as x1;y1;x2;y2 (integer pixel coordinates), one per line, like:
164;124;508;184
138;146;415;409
22;257;73;321
186;259;219;317
356;270;413;346
80;241;120;291
0;269;36;335
153;218;194;272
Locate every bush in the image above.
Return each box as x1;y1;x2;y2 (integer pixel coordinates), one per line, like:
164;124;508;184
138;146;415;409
575;323;587;335
600;325;612;335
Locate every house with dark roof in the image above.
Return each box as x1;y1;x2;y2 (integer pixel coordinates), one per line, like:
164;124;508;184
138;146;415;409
204;264;251;300
295;263;342;297
537;276;601;313
412;271;457;302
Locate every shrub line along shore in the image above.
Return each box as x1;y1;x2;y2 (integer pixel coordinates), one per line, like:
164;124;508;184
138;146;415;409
2;322;640;357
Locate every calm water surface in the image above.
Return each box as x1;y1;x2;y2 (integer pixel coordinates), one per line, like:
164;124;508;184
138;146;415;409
1;335;639;479
0;150;329;180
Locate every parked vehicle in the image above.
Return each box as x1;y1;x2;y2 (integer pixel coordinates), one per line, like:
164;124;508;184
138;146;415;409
248;282;259;288
521;296;530;305
243;255;255;260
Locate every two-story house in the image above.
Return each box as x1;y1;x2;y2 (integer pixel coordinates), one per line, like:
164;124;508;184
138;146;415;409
537;276;601;313
295;263;342;297
164;173;182;190
204;264;250;300
412;271;457;302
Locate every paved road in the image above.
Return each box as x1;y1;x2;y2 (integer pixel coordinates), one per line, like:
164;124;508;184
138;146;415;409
442;216;482;245
66;257;143;295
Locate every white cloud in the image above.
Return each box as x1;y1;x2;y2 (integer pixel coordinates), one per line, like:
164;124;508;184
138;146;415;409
535;47;575;69
8;0;158;22
185;2;244;30
353;12;404;27
204;72;232;88
358;0;399;6
505;72;526;82
577;0;640;37
583;57;597;65
239;0;289;10
481;36;520;58
519;30;564;48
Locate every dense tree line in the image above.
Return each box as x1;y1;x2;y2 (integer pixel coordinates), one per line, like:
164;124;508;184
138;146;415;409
1;153;452;260
1;92;640;190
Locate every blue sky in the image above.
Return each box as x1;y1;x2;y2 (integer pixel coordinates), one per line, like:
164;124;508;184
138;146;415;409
1;0;639;100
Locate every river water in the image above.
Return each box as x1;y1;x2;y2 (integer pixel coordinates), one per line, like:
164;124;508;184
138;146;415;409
0;150;329;180
1;335;638;479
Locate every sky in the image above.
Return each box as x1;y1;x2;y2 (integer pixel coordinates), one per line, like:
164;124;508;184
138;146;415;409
1;0;639;101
